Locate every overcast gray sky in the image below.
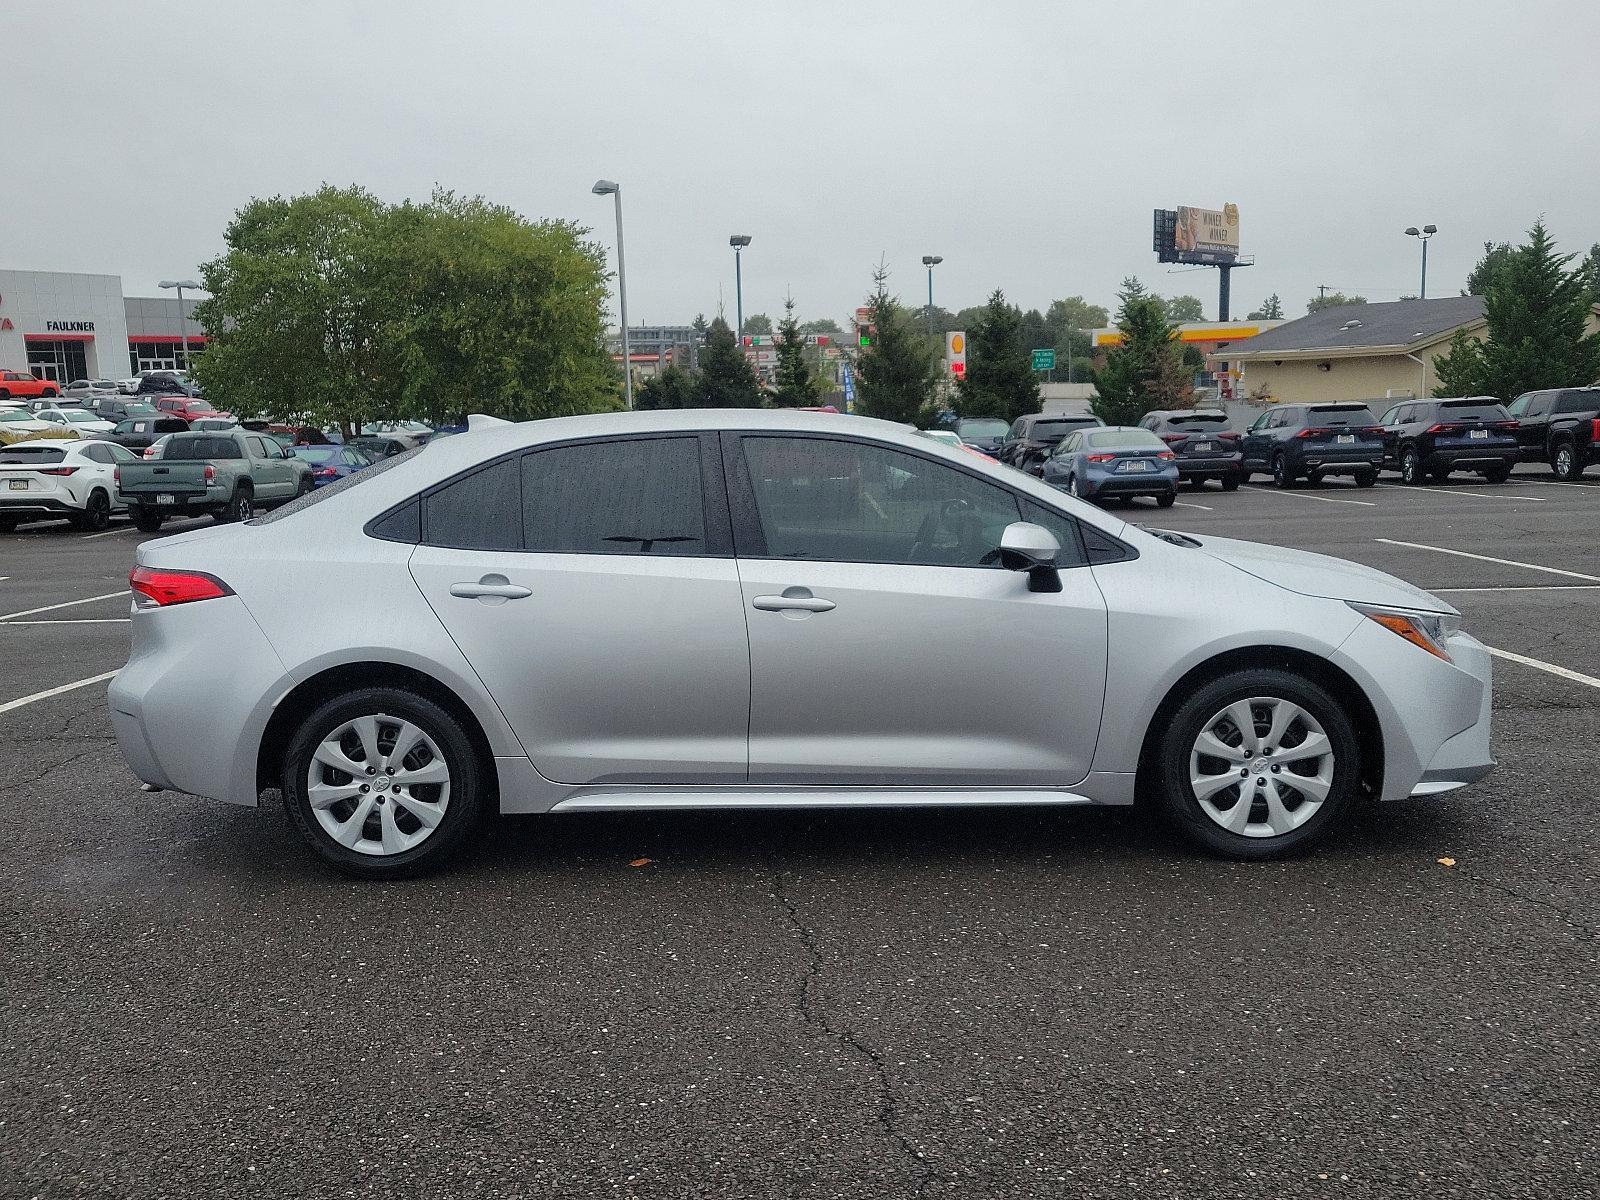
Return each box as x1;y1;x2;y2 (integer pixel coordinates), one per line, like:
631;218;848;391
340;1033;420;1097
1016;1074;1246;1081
7;1;1599;328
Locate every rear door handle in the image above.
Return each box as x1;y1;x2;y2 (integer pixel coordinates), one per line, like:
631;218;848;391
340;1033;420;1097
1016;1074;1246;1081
752;587;835;613
450;575;531;601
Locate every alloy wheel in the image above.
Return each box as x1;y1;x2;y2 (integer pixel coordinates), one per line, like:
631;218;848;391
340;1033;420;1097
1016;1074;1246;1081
1401;448;1420;484
1555;446;1574;479
1188;697;1334;839
1068;474;1081;498
306;713;452;857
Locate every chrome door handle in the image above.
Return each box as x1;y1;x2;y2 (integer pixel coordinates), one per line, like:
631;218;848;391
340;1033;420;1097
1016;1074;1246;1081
752;589;835;613
450;578;531;600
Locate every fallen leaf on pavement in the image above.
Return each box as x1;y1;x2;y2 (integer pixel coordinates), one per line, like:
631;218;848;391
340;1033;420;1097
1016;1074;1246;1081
1436;857;1456;868
629;857;653;868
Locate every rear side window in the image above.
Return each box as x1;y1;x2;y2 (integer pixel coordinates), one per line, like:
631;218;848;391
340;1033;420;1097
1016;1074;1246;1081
425;457;522;550
166;436;243;459
1557;391;1599;414
522;437;705;555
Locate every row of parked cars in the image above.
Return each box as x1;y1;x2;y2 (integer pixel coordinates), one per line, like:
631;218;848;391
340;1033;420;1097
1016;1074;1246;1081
947;386;1600;506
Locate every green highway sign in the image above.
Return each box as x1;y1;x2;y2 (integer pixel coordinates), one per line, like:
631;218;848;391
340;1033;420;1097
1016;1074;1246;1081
1030;348;1056;371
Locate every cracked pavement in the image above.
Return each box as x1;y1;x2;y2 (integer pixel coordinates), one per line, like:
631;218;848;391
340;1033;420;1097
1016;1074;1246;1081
2;470;1598;1198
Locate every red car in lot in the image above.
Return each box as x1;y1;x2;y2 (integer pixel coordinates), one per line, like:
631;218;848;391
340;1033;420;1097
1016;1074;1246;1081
153;395;232;423
0;369;62;403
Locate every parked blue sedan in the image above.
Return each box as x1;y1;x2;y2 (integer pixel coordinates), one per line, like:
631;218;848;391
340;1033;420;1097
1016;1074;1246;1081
290;443;375;487
1040;426;1180;507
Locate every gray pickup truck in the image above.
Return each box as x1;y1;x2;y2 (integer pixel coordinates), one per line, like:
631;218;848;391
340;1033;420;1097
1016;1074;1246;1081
116;429;312;531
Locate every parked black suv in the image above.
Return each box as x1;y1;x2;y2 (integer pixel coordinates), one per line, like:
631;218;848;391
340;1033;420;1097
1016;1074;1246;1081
1507;387;1600;480
998;413;1105;475
1240;403;1383;488
1136;409;1244;490
1377;396;1518;484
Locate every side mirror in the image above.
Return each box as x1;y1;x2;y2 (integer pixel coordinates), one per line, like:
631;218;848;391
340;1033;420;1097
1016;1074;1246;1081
999;522;1063;593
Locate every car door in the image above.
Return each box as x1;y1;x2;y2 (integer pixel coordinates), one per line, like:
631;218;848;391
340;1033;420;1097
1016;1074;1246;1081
1378;404;1404;465
1507;392;1549;459
244;435;286;498
1241;411;1275;468
726;432;1108;787
406;433;750;785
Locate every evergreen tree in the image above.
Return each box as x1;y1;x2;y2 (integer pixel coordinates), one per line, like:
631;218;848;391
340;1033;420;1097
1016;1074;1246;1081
772;297;820;407
1464;242;1516;296
1305;291;1366;314
636;364;698;410
744;313;773;335
853;263;938;424
956;289;1040;423
1432;220;1600;398
799;317;844;336
695;316;763;408
1247;293;1284;320
1091;278;1189;425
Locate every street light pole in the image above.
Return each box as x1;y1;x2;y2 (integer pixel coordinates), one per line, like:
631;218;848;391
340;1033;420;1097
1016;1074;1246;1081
920;255;942;332
729;235;752;338
592;180;632;410
1404;224;1438;299
158;279;201;372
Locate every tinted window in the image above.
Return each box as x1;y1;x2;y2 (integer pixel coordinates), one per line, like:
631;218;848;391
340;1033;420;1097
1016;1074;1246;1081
1308;406;1378;426
166;436;244;460
740;436;1020;567
1525;395;1552;417
522;437;705;556
1017;499;1087;568
1557;391;1600;414
1028;418;1097;442
1165;413;1230;429
1437;400;1510;422
79;444;109;464
0;446;67;463
424;457;521;550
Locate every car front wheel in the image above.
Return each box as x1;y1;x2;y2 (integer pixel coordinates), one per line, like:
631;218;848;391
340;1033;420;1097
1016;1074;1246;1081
1152;668;1360;859
282;688;485;879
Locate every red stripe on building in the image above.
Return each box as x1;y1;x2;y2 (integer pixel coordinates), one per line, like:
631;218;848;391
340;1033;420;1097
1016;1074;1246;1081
24;332;94;342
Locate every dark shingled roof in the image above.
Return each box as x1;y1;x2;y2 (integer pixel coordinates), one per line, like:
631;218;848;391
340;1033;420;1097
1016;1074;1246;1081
1228;297;1485;356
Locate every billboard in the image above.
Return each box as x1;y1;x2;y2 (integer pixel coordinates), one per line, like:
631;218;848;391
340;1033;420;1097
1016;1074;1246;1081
1154;203;1240;265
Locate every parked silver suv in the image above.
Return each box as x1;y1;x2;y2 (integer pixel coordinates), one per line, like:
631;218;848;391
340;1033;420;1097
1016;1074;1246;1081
110;411;1494;877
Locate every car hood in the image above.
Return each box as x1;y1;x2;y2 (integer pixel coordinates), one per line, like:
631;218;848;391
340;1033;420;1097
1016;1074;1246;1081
1195;534;1456;615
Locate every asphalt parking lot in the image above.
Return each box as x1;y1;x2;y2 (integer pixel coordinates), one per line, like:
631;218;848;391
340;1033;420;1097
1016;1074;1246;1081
3;469;1598;1198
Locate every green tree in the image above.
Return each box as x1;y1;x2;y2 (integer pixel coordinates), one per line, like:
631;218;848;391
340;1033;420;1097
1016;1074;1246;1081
743;313;773;335
1580;243;1600;306
193;185;618;430
956;289;1040;423
1247;293;1284;320
1091;277;1189;425
799;316;844;336
694;316;763;408
1045;296;1109;337
636;363;698;410
692;313;708;335
1464;241;1516;296
1432;219;1600;399
1305;291;1367;314
853;263;938;424
1162;294;1206;324
772;296;820;407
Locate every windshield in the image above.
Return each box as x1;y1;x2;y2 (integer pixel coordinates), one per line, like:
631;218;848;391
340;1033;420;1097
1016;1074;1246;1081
292;445;341;463
165;436;244;460
1308;406;1379;426
1030;418;1097;442
1438;400;1510;422
0;410;38;424
63;411;99;424
955;419;1008;439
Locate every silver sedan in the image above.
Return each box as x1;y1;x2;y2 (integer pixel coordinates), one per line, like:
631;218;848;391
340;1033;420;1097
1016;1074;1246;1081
109;410;1493;878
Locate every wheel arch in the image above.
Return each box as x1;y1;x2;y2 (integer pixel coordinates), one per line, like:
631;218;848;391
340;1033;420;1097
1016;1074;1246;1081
1134;644;1384;802
255;660;500;803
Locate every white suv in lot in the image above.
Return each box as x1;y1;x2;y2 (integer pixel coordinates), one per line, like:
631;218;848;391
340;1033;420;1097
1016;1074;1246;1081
109;411;1495;878
0;439;139;531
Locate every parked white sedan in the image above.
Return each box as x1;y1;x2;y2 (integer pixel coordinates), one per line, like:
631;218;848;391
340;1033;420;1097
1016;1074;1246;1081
0;438;139;531
33;405;116;436
109;411;1495;878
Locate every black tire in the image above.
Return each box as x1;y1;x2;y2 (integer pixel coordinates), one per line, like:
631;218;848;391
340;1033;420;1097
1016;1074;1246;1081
1186;477;1203;490
1220;473;1241;492
131;507;165;533
71;488;112;531
1272;453;1297;489
1354;469;1378;488
1483;463;1512;484
213;485;254;524
1156;491;1177;508
1151;668;1361;860
1400;445;1425;485
1551;440;1583;482
282;688;485;879
295;476;314;498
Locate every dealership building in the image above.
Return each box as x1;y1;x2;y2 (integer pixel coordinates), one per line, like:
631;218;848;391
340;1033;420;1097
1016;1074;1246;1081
0;269;206;384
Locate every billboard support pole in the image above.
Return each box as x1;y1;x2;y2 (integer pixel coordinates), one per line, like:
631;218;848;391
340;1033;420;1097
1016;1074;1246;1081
1218;264;1232;322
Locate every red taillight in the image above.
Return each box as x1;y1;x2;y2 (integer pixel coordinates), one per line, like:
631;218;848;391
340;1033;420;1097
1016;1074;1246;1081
114;465;121;485
203;464;215;483
143;446;158;459
1592;418;1600;440
1217;431;1241;441
1160;433;1187;444
1362;427;1386;437
313;467;338;478
1295;426;1332;439
1425;423;1464;435
1155;451;1176;461
38;466;79;477
1085;453;1116;463
129;566;232;608
1494;420;1519;431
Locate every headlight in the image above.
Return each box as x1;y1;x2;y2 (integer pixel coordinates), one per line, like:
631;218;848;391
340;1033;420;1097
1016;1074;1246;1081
1348;602;1459;662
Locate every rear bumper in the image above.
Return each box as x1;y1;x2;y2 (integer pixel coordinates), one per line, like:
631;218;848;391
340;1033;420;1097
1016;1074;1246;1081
1176;454;1243;478
0;496;76;515
1300;453;1381;474
1085;473;1178;497
1424;446;1518;468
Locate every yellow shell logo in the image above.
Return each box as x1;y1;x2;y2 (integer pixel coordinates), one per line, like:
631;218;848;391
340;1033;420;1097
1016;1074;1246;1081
950;334;965;353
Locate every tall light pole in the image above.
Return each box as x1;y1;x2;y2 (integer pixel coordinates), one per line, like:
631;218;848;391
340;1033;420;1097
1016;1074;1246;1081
729;235;752;338
1404;224;1438;300
592;180;632;410
921;255;943;331
158;279;201;372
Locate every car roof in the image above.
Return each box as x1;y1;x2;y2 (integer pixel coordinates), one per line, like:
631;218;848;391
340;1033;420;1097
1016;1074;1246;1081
0;438;91;452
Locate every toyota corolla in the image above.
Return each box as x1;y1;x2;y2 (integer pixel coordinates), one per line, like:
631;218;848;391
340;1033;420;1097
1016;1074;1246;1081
109;411;1494;878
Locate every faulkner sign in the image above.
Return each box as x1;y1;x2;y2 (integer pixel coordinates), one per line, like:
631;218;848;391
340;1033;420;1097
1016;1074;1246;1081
1154;203;1241;265
45;320;96;333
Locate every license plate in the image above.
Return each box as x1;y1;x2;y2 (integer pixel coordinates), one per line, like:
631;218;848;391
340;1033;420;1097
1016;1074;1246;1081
155;493;176;505
7;478;26;491
1336;434;1355;444
1470;428;1488;439
1122;460;1151;473
1192;442;1212;453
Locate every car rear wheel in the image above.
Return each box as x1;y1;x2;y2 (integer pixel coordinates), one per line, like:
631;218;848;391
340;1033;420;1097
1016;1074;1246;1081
131;507;164;533
71;489;112;531
1153;668;1360;859
1552;441;1582;481
1220;473;1241;492
0;516;17;533
1483;463;1512;484
1354;469;1378;488
1156;491;1176;508
1400;446;1425;484
283;688;484;879
1272;453;1297;489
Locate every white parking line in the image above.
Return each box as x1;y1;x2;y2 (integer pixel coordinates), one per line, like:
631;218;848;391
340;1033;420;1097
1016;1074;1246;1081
0;618;132;625
1374;483;1546;502
1485;646;1600;690
1173;500;1214;511
1431;585;1600;594
1509;478;1600;492
1243;485;1376;507
81;526;138;541
0;670;119;715
0;590;129;622
1374;539;1600;582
